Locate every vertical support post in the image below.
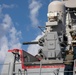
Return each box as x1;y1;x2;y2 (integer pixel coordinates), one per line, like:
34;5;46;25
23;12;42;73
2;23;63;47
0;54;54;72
12;54;16;75
8;63;11;75
73;59;76;75
40;61;42;75
26;70;28;75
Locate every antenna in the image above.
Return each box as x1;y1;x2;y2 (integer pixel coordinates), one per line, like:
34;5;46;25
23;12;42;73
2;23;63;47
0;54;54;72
38;26;45;33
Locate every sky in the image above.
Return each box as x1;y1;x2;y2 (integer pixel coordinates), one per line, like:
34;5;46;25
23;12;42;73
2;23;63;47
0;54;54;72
0;0;53;63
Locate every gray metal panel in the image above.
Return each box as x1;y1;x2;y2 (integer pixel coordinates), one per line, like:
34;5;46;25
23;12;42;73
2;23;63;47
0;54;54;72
42;32;61;58
46;21;58;26
23;50;39;62
1;52;14;75
47;41;55;50
26;67;64;75
48;50;55;58
47;33;55;40
56;50;62;58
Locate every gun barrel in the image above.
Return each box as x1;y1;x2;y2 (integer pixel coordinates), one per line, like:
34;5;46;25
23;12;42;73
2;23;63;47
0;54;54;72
23;41;38;45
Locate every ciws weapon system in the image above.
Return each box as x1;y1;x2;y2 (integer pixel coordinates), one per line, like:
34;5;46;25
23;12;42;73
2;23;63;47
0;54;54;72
1;0;76;75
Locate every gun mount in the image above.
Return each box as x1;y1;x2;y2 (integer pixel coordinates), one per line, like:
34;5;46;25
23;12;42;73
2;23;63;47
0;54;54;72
23;1;66;61
22;0;76;62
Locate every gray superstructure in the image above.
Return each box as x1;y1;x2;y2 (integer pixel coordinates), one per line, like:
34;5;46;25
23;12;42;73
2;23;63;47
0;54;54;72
1;0;76;75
